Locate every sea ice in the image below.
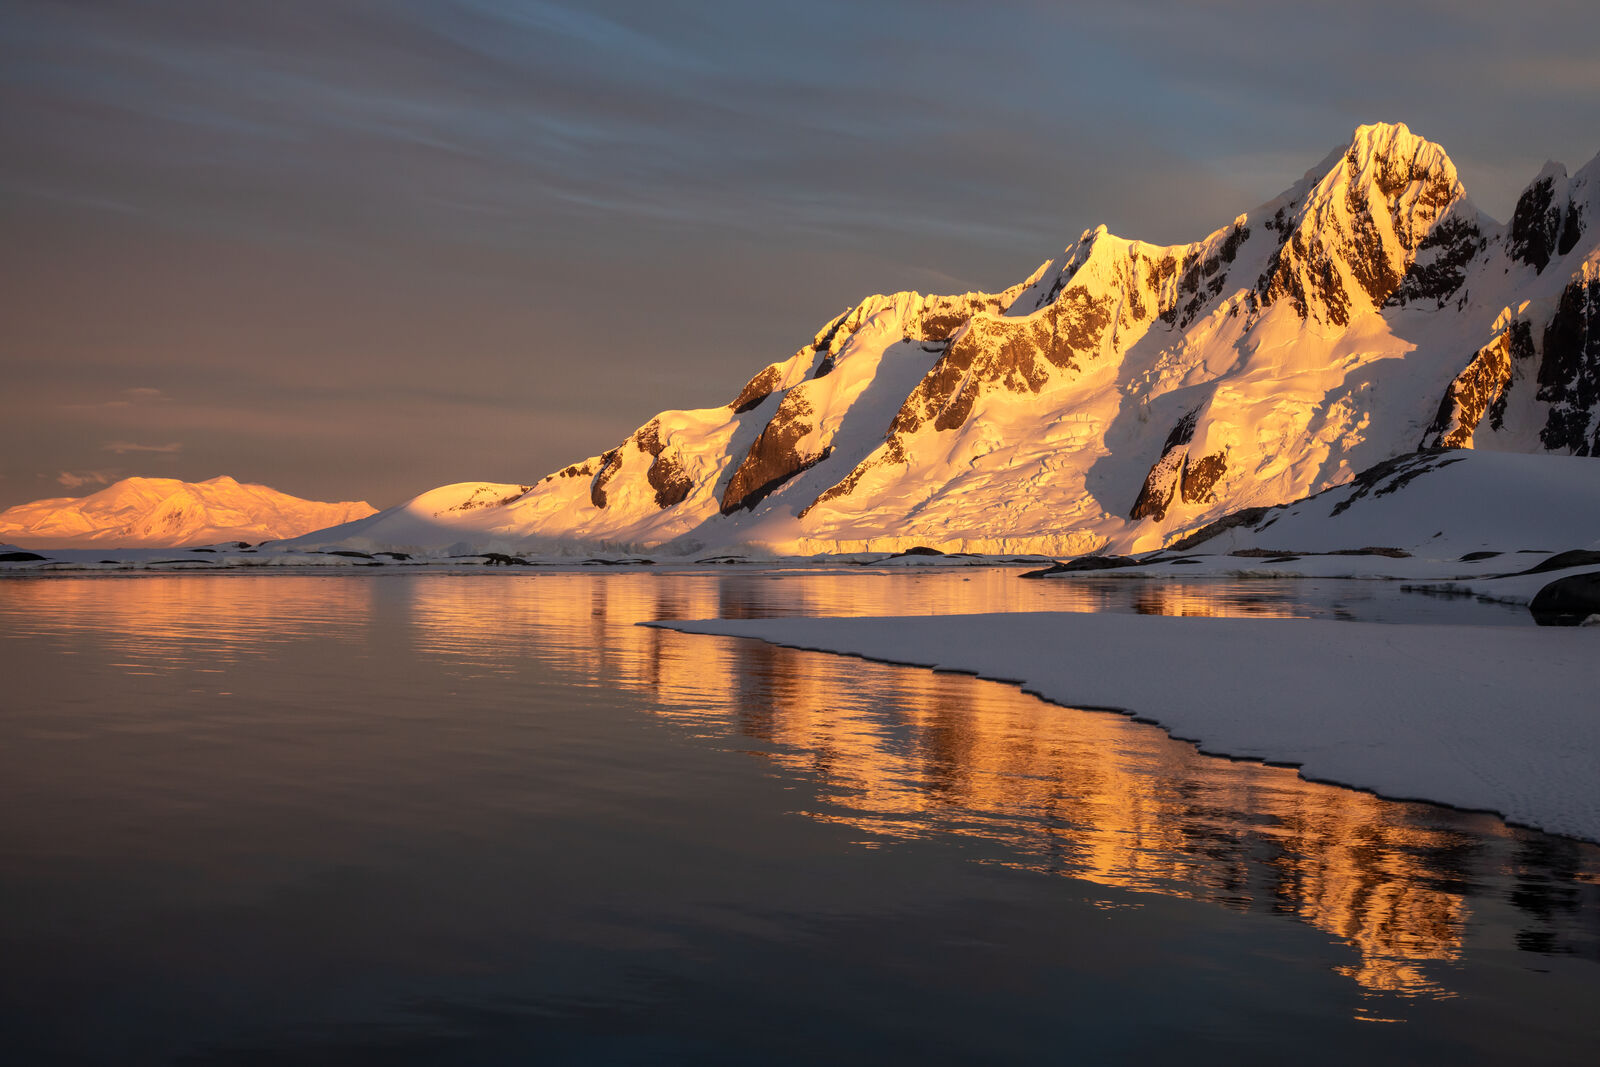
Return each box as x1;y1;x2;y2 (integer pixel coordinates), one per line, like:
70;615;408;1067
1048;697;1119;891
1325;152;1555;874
648;611;1600;842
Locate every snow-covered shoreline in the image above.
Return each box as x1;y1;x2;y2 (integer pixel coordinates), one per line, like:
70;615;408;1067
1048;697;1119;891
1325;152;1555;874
646;611;1600;843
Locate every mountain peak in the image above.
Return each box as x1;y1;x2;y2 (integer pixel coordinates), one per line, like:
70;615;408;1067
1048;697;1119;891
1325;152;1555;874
1327;121;1458;198
1250;122;1470;326
0;476;377;548
1346;120;1423;155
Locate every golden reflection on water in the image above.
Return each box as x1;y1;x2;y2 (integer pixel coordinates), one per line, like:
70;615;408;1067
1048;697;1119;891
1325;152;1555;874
6;571;1593;1005
1;575;375;678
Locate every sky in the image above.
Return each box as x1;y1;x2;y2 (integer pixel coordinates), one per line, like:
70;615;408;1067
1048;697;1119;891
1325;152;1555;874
3;0;1597;511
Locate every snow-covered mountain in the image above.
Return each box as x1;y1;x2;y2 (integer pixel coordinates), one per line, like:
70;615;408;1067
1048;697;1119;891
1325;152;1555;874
0;476;375;548
298;122;1599;557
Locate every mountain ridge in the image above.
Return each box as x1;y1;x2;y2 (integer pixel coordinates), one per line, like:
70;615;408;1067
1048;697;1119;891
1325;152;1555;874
0;476;376;549
293;122;1599;557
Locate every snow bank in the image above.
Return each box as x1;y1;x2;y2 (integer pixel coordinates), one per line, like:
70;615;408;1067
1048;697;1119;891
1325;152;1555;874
648;612;1600;842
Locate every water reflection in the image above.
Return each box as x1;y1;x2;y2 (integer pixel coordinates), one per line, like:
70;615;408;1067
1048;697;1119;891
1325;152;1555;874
391;572;1596;1003
4;571;1593;1017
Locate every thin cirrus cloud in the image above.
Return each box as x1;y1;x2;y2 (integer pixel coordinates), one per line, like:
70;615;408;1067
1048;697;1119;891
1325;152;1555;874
103;441;183;456
57;388;168;412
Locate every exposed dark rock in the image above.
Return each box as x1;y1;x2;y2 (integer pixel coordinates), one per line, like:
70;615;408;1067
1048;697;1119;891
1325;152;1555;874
321;549;375;559
1326;546;1411;557
633;420;662;456
1388;215;1480;308
1528;570;1600;625
635;418;694;508
480;552;530;566
1508;174;1563;273
809;312;850;370
590;449;623;509
892;289;1115;437
1344;188;1405;306
730;365;782;413
1175;223;1248;328
1020;554;1144;578
189;547;216;553
1536;276;1600;454
801;438;902;518
811;287;1115;515
1557;202;1585;257
0;551;47;562
1487;321;1537;431
1165;506;1273;551
1059;554;1144;570
376;551;411;560
647;454;693;509
1180;451;1227;504
1458;551;1501;562
722;392;829;514
447;486;531;512
1422;332;1516;448
1511;549;1600;576
1257;227;1353;327
547;462;592;484
1130;447;1185;521
896;546;944;556
1328;450;1465;517
1131;408;1215;519
1256;141;1459;327
1164;408;1200;452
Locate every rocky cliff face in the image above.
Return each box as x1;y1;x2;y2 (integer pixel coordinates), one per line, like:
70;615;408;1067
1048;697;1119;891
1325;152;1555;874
306;123;1600;557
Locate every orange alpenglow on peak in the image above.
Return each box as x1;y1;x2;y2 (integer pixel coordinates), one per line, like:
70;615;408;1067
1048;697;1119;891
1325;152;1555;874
292;122;1598;559
0;476;376;549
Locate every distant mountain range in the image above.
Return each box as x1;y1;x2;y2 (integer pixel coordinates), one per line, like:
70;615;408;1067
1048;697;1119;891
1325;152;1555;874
296;122;1596;557
0;476;374;548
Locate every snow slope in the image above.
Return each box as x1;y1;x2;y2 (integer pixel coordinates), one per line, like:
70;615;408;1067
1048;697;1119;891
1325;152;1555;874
298;122;1598;558
0;476;375;548
1172;448;1600;557
648;612;1600;842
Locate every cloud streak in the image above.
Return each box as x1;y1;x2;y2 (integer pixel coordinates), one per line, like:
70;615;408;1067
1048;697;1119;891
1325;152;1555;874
56;470;117;489
103;441;183;455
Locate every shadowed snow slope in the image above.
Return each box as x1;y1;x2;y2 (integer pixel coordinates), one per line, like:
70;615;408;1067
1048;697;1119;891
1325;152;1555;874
1177;449;1600;557
650;613;1600;843
0;476;375;548
295;122;1599;557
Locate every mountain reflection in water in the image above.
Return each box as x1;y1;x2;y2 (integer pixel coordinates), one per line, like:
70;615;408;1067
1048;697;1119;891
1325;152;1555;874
418;571;1581;1002
8;569;1587;1017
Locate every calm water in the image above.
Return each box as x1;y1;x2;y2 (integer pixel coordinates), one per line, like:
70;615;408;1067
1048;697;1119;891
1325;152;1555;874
0;571;1593;1065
